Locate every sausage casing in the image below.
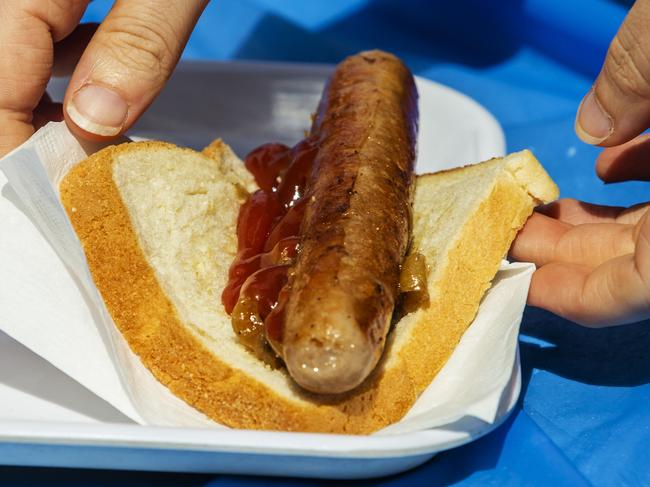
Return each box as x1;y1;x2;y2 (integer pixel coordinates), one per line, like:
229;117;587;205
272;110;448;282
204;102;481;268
278;50;418;394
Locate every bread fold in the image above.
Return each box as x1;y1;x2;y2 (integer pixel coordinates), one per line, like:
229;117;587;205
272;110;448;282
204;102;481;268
60;141;558;434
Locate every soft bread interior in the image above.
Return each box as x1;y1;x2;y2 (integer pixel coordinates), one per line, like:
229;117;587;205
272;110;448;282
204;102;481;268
112;143;314;405
388;152;557;359
61;141;557;433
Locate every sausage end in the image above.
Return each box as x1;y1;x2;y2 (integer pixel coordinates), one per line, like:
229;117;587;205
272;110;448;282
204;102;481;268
283;297;379;394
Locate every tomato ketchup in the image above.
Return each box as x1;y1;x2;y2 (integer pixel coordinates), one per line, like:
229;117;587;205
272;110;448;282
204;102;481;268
222;137;318;364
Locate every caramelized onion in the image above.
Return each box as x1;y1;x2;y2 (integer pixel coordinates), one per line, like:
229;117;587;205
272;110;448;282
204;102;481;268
398;252;430;314
231;296;281;368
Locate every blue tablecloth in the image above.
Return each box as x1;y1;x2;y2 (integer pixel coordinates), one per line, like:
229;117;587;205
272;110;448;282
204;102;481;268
2;1;649;485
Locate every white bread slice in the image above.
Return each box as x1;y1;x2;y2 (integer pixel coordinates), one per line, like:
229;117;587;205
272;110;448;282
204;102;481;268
59;141;558;434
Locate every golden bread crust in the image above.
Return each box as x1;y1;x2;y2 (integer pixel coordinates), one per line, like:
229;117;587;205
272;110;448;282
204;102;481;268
59;141;551;433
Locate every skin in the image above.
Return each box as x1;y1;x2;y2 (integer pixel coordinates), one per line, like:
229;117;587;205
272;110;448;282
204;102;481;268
0;0;208;156
511;1;650;327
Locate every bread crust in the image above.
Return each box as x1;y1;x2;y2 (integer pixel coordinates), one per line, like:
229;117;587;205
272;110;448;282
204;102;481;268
60;142;555;434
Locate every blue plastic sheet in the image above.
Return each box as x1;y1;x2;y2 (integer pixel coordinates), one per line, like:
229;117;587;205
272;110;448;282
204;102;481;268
2;1;649;485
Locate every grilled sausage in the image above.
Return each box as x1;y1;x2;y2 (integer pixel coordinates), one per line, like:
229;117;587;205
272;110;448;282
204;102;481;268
278;50;418;394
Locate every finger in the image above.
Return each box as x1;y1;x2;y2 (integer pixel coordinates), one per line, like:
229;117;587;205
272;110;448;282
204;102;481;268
0;0;88;156
528;256;650;327
510;213;635;268
64;0;208;139
529;211;650;327
575;0;650;146
595;133;650;182
538;198;650;225
53;23;99;77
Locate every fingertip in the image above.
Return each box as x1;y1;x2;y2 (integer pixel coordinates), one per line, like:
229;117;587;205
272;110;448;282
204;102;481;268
510;212;572;266
595;146;618;182
64;84;129;138
575;89;613;145
527;263;593;325
594;134;650;183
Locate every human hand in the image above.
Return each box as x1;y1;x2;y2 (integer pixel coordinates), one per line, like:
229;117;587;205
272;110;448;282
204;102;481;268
510;192;650;327
0;0;208;157
511;1;650;327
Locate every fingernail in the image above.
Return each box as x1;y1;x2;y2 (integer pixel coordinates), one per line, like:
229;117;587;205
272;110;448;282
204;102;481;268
575;89;613;145
66;84;128;136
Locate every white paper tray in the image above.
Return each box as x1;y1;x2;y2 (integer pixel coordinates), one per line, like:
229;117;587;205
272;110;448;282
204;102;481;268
0;60;509;479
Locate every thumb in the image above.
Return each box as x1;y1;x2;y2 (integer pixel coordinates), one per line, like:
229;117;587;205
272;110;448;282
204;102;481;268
575;0;650;147
64;0;207;139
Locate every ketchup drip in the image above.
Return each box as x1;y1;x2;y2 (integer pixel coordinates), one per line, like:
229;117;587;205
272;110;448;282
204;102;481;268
222;137;318;364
